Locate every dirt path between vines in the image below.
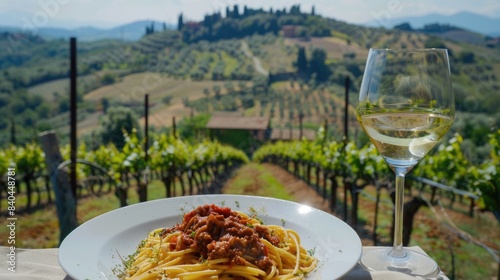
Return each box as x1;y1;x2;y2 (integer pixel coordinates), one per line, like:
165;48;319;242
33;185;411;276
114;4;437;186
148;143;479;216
223;163;373;245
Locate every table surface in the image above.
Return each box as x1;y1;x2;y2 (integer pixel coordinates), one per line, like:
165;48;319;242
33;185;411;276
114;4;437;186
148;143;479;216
0;246;448;280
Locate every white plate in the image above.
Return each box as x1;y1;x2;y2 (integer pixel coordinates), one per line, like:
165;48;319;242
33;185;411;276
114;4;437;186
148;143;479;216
59;195;362;280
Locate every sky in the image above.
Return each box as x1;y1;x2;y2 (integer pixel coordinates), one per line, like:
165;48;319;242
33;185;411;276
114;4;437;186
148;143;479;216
0;0;500;29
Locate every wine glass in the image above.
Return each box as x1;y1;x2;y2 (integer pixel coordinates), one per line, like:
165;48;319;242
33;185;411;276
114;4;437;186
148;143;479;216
356;48;454;277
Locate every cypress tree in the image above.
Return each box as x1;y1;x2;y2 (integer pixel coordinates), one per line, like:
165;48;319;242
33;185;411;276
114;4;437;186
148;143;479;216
296;47;308;72
233;4;239;18
177;13;184;30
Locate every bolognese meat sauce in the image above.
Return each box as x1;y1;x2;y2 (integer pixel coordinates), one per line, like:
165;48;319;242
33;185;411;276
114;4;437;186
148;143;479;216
161;204;279;273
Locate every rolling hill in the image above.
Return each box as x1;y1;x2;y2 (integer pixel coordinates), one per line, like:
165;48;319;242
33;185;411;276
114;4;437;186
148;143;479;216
0;20;172;41
365;11;500;37
0;6;499;154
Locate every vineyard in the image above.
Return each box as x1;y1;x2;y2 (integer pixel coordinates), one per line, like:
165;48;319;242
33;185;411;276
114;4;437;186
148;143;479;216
2;128;499;218
0;128;499;278
0;131;248;214
253;129;500;220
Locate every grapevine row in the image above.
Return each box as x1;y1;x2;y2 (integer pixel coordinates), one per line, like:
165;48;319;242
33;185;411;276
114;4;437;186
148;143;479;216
253;129;500;221
0;131;249;212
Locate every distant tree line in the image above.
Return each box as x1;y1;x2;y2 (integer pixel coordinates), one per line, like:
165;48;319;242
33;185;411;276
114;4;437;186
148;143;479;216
394;22;460;33
176;4;330;43
144;21;170;36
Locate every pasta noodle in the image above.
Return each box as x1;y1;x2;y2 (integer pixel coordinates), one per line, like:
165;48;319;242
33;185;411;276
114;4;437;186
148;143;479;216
120;204;317;280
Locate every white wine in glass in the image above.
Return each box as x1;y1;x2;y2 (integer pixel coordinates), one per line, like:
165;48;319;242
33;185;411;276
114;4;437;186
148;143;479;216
356;49;455;277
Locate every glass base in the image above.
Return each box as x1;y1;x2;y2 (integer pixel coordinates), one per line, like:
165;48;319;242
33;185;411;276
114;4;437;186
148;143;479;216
360;247;440;278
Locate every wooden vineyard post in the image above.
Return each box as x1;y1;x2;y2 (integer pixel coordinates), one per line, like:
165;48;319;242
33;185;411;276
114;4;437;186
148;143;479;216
350;184;359;229
70;37;77;204
344;76;350;144
343;179;350;222
329;174;338;213
39;131;78;244
172;116;177;139
402;197;425;246
142;93;149;201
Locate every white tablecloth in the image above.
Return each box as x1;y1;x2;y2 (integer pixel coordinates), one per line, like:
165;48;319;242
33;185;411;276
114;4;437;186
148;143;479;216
0;246;448;280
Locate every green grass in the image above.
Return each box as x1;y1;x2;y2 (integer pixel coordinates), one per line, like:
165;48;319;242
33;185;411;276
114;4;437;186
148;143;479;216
223;163;294;201
0;163;293;248
0;190;120;248
353;185;500;279
28;78;70;102
407;206;499;279
302;122;320;131
28;70;126;102
259;38;295;73
221;51;240;77
0;179;185;248
331;31;350;41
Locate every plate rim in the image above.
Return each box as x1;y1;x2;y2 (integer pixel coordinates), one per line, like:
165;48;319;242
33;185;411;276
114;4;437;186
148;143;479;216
59;194;362;279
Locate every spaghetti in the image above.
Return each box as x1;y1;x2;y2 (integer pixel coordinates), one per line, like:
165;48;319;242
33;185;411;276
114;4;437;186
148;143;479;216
121;204;317;280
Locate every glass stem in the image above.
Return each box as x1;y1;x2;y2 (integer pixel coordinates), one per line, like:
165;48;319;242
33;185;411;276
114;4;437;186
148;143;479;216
391;170;406;258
